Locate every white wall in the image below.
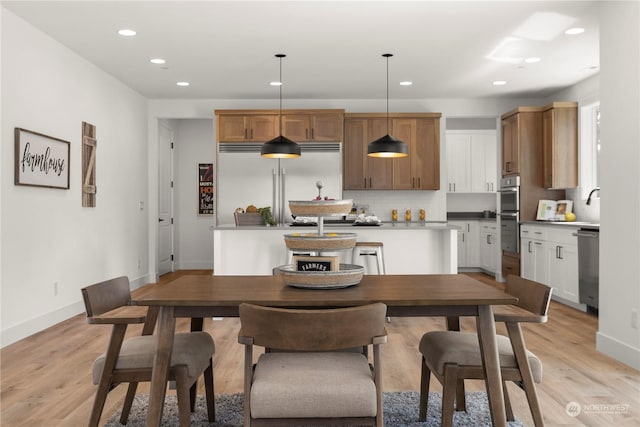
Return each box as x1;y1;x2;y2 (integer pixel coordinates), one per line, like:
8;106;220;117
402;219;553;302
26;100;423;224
174;119;215;269
595;0;640;369
1;10;149;346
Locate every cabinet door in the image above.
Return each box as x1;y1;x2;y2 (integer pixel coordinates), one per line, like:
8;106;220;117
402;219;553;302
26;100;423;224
471;132;497;192
391;119;415;190
446;134;471;192
249;115;279;141
218;115;248;141
548;243;579;303
367;119;393;189
311;113;343;141
481;231;496;272
543;106;578;189
450;221;467;267
465;221;481;267
520;238;535;280
501;115;519;176
343;119;367;190
413;118;440;190
282;115;310;141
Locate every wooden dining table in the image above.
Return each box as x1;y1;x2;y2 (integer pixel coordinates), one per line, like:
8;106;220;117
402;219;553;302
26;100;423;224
133;273;518;427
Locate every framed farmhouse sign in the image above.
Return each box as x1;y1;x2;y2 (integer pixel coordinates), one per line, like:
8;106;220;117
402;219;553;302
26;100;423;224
198;163;214;215
15;128;70;189
292;255;339;272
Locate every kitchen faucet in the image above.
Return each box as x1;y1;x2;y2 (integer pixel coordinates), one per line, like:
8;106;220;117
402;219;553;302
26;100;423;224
586;187;600;205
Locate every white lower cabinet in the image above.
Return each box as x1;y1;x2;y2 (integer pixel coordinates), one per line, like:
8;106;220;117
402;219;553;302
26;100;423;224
480;223;498;273
521;224;580;306
450;220;480;268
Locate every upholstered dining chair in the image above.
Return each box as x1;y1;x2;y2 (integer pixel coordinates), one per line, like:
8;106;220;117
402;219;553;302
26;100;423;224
418;275;552;427
238;302;388;427
81;276;215;427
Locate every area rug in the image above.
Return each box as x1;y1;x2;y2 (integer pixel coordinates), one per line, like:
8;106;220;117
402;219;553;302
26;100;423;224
105;391;523;426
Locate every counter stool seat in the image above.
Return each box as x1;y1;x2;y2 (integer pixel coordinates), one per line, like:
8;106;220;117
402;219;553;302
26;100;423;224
352;242;385;275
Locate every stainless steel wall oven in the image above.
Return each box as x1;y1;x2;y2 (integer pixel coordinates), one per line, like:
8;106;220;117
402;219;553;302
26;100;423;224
499;176;520;254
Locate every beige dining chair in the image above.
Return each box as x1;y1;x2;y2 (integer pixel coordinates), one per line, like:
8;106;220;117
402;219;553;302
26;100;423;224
238;302;388;427
418;275;552;427
81;276;216;427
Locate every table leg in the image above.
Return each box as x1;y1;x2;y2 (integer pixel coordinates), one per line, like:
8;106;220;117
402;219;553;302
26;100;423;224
477;304;507;427
146;306;175;427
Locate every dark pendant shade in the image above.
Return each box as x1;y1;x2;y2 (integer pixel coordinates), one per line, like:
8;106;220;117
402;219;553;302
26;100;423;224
368;134;409;158
261;134;301;158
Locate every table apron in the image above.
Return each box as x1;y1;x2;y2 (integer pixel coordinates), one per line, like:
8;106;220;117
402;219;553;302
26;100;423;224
173;304;480;318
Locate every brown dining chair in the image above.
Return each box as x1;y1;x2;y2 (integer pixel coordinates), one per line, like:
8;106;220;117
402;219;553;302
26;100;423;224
418;275;552;427
238;302;388;427
81;276;215;427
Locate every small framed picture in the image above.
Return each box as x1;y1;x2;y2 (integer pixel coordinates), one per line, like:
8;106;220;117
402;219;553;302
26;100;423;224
292;256;339;272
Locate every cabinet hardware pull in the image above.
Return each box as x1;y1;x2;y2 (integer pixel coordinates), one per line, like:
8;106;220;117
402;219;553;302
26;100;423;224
311;128;314;139
528;241;532;253
250;129;254;139
412;177;415;188
418;177;421;188
369;177;372;188
245;128;248;139
364;177;367;188
462;233;465;242
487;235;491;244
305;129;309;139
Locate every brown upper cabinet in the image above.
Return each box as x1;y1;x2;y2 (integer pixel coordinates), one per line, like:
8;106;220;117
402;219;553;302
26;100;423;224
216;112;279;142
501;107;542;177
343;113;441;191
282;111;344;142
215;109;344;143
542;102;578;189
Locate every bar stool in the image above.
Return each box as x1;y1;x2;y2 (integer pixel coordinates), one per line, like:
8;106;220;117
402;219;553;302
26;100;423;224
352;242;385;274
352;242;389;322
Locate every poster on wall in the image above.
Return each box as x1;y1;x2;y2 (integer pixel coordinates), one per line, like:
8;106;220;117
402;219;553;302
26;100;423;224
14;127;70;189
198;163;214;215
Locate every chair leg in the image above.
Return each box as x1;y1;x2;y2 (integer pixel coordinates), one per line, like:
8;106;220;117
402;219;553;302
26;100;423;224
175;367;191;427
204;358;216;422
507;322;545;427
119;382;139;424
89;324;127;427
503;382;515;421
419;356;432;422
441;364;458;427
189;379;198;412
455;379;467;412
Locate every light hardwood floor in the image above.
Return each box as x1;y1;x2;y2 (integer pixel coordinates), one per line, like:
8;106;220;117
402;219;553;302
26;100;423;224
1;271;638;426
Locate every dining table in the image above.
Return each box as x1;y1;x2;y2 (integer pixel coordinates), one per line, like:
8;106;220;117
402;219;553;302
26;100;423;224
133;273;518;427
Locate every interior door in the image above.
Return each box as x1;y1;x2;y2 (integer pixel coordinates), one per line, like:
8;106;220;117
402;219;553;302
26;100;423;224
158;122;174;275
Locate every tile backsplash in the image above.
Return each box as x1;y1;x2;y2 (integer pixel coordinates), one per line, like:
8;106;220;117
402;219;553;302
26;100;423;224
343;190;447;222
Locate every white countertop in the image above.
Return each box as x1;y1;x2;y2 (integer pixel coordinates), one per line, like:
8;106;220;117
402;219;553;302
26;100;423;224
521;220;600;229
212;221;455;231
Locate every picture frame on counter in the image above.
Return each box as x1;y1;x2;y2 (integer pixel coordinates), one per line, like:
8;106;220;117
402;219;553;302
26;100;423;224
292;255;339;272
198;163;214;215
14;127;70;189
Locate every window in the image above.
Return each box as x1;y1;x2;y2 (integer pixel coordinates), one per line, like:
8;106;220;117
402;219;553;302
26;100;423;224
580;102;601;200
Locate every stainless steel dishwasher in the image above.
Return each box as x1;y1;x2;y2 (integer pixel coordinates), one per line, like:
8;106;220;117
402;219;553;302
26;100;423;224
576;227;599;311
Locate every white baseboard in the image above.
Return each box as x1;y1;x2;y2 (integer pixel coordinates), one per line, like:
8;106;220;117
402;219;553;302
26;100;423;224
596;331;640;370
1;273;154;349
176;261;213;270
1;300;85;348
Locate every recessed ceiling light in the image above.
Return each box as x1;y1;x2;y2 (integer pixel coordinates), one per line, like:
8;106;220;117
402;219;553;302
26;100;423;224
176;81;190;87
524;57;541;63
150;58;166;64
400;81;413;86
270;81;283;86
117;29;136;37
565;27;585;35
493;80;507;86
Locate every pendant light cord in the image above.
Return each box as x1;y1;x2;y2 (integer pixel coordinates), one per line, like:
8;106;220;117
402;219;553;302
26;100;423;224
279;54;283;132
383;53;392;135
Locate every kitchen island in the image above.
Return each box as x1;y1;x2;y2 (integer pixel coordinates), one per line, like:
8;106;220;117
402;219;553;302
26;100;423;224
212;222;458;275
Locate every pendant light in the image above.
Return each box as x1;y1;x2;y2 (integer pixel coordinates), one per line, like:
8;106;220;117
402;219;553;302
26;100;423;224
367;53;409;158
261;54;301;158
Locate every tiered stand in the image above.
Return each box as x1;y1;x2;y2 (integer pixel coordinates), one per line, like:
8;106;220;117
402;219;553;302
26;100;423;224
278;199;364;289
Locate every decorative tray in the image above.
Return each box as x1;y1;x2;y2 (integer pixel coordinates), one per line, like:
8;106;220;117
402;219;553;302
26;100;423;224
289;199;353;216
284;232;357;250
277;263;364;289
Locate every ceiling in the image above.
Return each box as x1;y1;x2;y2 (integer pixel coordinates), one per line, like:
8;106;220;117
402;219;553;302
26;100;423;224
2;0;601;100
